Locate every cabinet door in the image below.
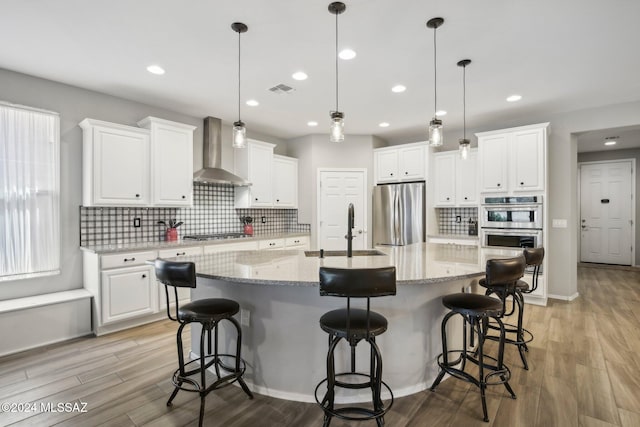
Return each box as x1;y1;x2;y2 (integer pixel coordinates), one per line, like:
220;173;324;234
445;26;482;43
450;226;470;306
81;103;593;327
511;128;544;192
151;121;194;206
399;145;426;181
93;126;150;205
101;266;155;324
433;153;456;206
375;150;399;183
479;134;508;193
273;156;298;207
456;149;478;205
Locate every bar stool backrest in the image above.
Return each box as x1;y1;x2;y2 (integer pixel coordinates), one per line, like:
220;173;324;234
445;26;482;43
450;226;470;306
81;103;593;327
319;267;396;298
523;247;544;293
485;255;526;287
154;259;196;322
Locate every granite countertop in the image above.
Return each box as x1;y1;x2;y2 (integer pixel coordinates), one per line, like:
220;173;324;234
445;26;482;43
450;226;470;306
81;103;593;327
80;232;310;254
178;242;484;287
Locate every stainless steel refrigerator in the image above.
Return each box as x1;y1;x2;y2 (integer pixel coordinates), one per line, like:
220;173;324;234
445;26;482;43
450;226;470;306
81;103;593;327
373;182;425;246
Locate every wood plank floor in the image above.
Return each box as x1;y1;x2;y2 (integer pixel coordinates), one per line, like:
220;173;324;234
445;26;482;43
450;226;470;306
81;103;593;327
1;265;639;426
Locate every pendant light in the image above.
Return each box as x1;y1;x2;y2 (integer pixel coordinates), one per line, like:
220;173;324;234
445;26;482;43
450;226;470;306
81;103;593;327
458;59;471;159
328;2;346;142
231;22;248;149
426;17;444;147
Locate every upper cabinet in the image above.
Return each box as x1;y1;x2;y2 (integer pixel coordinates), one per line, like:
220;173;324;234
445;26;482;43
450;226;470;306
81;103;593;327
80;117;196;207
137;117;196;206
374;142;427;184
234;139;275;208
273;155;298;208
80;119;150;206
433;149;478;207
477;123;548;194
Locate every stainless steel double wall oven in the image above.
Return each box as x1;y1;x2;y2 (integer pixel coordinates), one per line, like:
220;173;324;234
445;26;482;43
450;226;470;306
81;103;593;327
481;196;543;249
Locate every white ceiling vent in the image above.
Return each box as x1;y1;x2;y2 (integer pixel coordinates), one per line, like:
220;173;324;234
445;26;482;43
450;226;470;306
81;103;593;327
268;83;295;94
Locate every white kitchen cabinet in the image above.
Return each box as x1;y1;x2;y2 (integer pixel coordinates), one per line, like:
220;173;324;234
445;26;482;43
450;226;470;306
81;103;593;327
285;236;310;249
137;117;196;206
80;119;150;206
101;265;156;324
477;123;548;194
258;238;285;250
273;155;298;208
235;140;276;208
433;149;478;207
374;142;427;184
433;152;456;206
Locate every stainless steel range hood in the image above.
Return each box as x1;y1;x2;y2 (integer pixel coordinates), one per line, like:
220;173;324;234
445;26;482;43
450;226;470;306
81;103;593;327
193;117;251;186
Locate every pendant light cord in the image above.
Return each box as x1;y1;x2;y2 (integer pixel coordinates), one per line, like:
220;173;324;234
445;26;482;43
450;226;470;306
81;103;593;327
463;64;466;140
335;11;339;112
433;26;437;116
237;30;241;122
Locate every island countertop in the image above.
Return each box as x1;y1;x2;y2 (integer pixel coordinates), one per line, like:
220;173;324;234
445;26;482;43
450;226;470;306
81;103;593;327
177;242;483;286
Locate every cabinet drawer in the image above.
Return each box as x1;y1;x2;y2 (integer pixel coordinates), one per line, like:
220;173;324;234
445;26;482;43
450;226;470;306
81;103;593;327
285;236;309;247
157;246;203;259
101;251;157;269
258;239;285;250
204;241;260;253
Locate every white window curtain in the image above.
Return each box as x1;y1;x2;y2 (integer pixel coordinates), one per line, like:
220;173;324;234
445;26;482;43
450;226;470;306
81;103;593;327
0;102;60;281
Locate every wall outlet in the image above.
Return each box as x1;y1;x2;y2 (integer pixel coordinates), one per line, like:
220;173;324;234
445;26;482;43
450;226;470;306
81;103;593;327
261;216;267;224
552;219;568;228
133;218;141;228
455;215;462;223
240;308;250;327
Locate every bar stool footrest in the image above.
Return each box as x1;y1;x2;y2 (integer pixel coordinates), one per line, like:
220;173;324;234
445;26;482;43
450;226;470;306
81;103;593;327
172;354;247;395
485;323;534;346
315;372;394;422
436;350;512;386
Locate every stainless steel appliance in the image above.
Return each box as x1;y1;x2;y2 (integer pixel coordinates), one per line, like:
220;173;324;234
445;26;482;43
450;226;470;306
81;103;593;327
373;182;425;246
481;196;542;229
481;195;543;249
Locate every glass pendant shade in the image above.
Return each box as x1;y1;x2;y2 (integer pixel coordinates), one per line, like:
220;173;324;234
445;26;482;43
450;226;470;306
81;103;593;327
459;138;470;159
428;118;443;147
232;121;247;148
330;111;344;142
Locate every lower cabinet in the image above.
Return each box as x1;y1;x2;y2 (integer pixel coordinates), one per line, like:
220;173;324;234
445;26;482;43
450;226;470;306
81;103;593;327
101;265;156;324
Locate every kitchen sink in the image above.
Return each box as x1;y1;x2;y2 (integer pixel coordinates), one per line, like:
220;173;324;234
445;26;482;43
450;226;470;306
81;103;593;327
304;250;386;257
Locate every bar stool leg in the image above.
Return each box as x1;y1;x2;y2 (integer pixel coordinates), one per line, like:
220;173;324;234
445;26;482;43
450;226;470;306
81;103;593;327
493;316;517;399
167;322;188;407
322;335;340;427
198;324;208;427
477;317;489;422
227;317;254;399
514;290;529;369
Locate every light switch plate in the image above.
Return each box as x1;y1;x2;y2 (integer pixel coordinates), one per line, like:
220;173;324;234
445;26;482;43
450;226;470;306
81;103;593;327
552;219;568;228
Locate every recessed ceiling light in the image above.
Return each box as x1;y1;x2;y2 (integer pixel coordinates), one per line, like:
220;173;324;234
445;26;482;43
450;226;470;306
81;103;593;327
307;121;318;127
339;49;356;60
292;71;308;81
436;110;447;117
506;94;522;102
379;122;390;128
146;65;165;75
246;99;259;107
391;85;406;93
604;141;617;146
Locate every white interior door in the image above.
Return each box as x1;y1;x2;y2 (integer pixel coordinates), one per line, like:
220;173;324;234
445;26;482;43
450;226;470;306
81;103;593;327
580;161;633;265
318;169;367;251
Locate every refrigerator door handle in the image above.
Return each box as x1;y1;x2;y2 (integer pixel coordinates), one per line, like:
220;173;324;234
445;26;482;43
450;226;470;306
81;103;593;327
394;189;401;244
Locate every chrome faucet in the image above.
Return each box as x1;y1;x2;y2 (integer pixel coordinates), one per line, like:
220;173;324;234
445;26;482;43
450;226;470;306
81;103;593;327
346;203;354;257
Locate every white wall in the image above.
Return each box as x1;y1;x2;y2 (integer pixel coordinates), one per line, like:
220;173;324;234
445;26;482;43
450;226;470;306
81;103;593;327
0;68;284;301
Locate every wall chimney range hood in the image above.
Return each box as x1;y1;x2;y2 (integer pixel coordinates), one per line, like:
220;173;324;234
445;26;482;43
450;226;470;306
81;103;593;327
193;116;251;186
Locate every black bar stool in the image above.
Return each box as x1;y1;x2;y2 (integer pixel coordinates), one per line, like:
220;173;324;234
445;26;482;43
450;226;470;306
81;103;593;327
154;259;253;427
315;266;396;427
430;256;525;422
480;249;542;370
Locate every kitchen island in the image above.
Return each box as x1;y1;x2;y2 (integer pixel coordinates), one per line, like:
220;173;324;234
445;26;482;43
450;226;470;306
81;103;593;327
183;242;483;403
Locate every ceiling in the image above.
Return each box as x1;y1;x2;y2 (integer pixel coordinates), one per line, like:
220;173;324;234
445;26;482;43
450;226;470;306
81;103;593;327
2;0;640;144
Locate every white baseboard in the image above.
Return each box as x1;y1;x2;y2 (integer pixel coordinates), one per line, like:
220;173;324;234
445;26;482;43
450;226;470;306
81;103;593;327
548;292;580;301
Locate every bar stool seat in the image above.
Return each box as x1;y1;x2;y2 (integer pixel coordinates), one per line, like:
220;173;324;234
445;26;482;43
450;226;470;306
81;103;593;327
178;298;239;323
442;293;503;317
320;308;388;338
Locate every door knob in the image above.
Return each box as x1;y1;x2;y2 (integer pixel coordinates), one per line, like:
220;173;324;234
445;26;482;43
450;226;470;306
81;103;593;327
581;225;587;229
358;229;363;234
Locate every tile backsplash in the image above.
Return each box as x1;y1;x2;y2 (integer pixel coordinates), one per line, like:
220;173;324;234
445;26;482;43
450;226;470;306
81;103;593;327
80;183;310;246
437;207;478;235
